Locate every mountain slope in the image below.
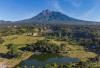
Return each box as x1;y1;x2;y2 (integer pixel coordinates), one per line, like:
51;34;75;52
20;9;100;25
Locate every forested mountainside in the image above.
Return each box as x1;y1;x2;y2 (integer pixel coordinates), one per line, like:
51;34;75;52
19;9;100;25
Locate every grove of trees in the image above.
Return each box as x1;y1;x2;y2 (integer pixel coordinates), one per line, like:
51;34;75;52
26;40;66;53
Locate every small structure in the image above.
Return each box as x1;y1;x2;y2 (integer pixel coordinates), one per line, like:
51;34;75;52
41;27;52;32
32;33;38;36
92;46;96;49
62;49;67;53
27;33;38;36
13;25;18;28
27;33;32;36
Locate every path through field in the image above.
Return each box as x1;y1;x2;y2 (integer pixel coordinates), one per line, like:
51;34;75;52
0;59;8;68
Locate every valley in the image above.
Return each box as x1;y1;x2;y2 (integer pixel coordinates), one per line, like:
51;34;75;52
0;23;99;68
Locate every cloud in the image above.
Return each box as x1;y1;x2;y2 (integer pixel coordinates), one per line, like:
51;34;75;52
65;0;82;7
53;0;64;13
72;2;82;7
23;12;35;19
80;3;99;21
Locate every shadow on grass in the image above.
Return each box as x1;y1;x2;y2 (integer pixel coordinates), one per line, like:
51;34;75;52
19;47;34;52
19;47;26;51
0;53;13;59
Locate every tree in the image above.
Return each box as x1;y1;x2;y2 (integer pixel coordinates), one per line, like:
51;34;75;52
0;37;4;44
52;63;58;68
24;66;27;68
66;62;72;68
59;64;64;68
44;64;52;68
31;65;34;68
58;31;62;39
7;43;23;58
16;66;20;68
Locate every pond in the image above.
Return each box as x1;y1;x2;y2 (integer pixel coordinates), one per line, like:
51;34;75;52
15;53;79;68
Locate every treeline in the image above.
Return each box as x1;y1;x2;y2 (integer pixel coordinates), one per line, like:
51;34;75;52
1;23;100;52
0;23;100;54
0;23;43;36
42;24;100;52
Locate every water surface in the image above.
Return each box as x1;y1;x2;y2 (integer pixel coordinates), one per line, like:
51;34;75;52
16;53;79;68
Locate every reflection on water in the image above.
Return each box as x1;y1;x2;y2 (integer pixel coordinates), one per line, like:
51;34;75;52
16;53;79;68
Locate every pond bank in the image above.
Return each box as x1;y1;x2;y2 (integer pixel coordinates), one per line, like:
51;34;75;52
0;59;8;68
7;52;34;68
15;53;79;68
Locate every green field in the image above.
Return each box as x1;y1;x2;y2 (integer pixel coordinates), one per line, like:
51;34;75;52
0;35;44;67
63;45;97;61
2;35;44;45
0;35;97;67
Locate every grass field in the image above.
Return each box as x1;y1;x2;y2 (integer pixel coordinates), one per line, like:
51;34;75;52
62;44;97;61
0;35;97;67
2;35;44;45
0;35;44;67
48;40;97;60
49;40;68;45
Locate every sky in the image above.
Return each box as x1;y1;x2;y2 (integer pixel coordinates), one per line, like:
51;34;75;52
0;0;100;22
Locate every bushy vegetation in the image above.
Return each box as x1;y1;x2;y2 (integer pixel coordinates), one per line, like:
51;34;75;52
7;43;23;58
0;37;4;44
42;24;100;53
26;40;66;53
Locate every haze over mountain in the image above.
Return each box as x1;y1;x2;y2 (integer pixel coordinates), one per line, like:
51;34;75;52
19;9;100;25
0;20;11;23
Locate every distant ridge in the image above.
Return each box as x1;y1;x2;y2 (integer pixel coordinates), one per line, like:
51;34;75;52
19;9;100;25
0;20;11;23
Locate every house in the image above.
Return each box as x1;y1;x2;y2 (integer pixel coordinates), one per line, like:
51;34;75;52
27;33;38;36
32;33;38;36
